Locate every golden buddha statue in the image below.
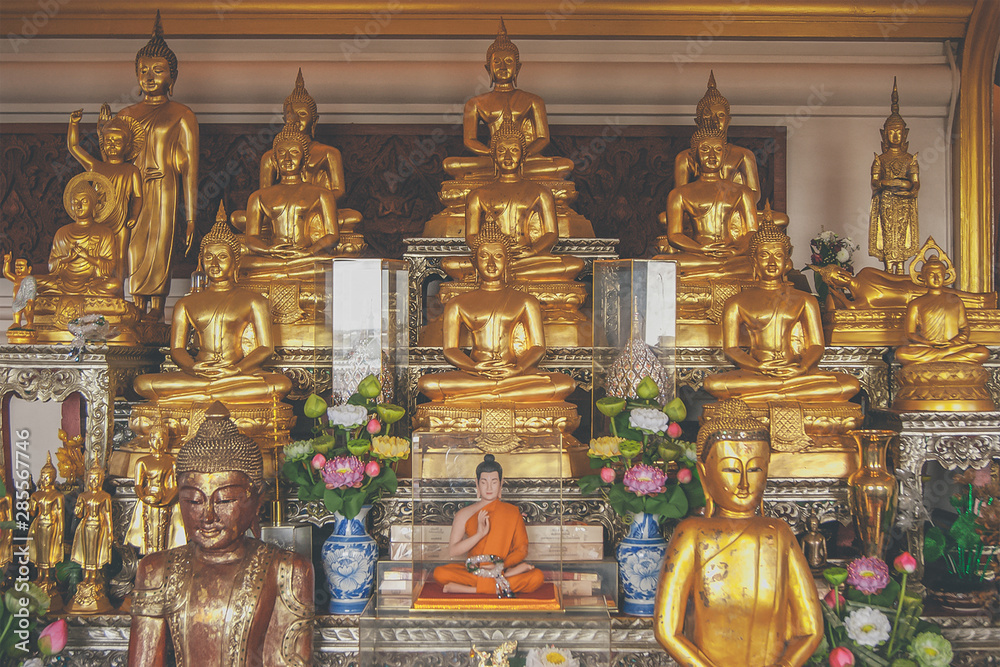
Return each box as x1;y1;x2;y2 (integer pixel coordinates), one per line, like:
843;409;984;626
126;424;182;555
27;454;64;611
423;19;594;238
704;221;860;404
116;11;199;321
800;514;828;570
892;252;995;411
434;454;544;597
259;69;363;233
441;114;584;283
417;224;576;406
240;125;339;281
66;462;114;614
869;78;919;275
133;218;292;406
654;399;823;667
129;401;314;667
3;254;37;341
35;174;122;297
655;124;758;279
67;105;144;281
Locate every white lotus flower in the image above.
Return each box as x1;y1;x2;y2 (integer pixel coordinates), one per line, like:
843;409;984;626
844;607;891;647
629;407;671;434
526;646;579;667
327;404;369;428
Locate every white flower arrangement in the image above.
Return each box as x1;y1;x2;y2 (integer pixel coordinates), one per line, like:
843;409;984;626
844;606;891;647
628;407;671;434
326;404;369;428
525;646;579;667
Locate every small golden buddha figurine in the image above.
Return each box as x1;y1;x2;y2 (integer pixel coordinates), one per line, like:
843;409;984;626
3;254;37;333
133;218;292;405
869;78;919;275
117;11;199;321
126;424;180;555
417;223;576;405
800;514;828;570
656;124;758;279
441;114;584;283
434;454;544;596
0;470;12;572
67;105;144;280
654;399;823;667
66;462;114;614
704;221;860;403
35;173;123;297
129;401;314;667
240;125;339;281
259;69;362;231
27;454;64;611
443;19;574;181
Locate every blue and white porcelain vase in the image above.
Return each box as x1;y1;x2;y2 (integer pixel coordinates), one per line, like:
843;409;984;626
616;512;667;616
322;505;377;614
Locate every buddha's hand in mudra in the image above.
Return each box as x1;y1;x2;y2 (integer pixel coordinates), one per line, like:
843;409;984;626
476;508;491;539
757;358;804;379
701;241;734;258
474;359;521;380
263;243;310;259
191;360;240;379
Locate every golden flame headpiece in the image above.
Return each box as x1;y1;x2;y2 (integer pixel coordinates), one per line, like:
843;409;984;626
490;108;526;153
135;11;178;84
283;68;319;136
880;77;910;152
695;71;730;126
487;18;520;65
469;217;514;254
200;213;242;264
690;122;727;152
272;124;312;161
748;217;792;258
696;399;769;460
176;402;263;486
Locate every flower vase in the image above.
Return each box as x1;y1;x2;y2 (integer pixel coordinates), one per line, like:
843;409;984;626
322;505;377;614
846;430;899;559
616;512;667;616
813;270;831;309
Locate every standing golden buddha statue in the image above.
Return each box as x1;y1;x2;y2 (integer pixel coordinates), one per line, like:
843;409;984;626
892;245;995;411
702;221;862;474
66;463;114;614
117;11;199;321
129;402;314;667
655;399;823;667
869;78;919;275
423;19;593;238
27;454;64;612
126;424;182;555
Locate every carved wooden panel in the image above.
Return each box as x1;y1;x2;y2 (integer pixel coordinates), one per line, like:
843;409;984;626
0;122;785;272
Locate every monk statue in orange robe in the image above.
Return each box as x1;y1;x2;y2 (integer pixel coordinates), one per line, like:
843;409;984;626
433;454;544;597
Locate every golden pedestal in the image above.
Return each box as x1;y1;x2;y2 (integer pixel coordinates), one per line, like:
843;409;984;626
892;362;996;412
335;230;367;256
5;327;37;344
64;577;114;615
238;277;331;348
675;279;752;347
701;400;862;478
824;307;1000;346
31;294;143;346
419;280;591;347
111;401;295;478
411;429;588;479
423;176;595;239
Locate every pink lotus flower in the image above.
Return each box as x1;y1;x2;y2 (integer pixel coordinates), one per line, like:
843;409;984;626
366;417;381;434
38;618;67;655
894;552;917;574
365;460;381;477
823;588;845;609
321;456;365;489
311;453;327;470
600;467;615;484
623;464;667;496
666;422;683;439
677;468;692;484
829;646;854;667
847;556;890;595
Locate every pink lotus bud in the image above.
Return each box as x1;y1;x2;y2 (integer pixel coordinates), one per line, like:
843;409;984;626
894;552;917;574
311;453;327;469
366;417;381;434
365;460;381;477
599;467;615;484
823;588;845;608
829;647;854;667
666;422;683;439
677;467;693;484
38;618;67;655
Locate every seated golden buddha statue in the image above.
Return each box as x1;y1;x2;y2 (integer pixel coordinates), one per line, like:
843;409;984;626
655;124;758;280
257;69;364;244
434;454;544;598
892;255;995;412
31;172;142;344
655;399;822;667
239;125;339;281
423;19;593;238
129;401;314;667
441;114;584;283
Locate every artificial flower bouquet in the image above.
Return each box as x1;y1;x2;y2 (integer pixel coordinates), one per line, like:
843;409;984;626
809;553;952;667
809;229;860;271
282;374;410;520
578;377;703;520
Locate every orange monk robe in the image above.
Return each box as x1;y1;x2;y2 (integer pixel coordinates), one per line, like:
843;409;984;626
433;499;545;595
